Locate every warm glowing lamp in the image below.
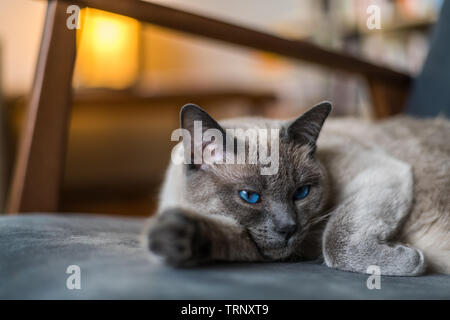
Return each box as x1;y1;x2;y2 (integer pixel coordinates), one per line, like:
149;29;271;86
74;8;140;89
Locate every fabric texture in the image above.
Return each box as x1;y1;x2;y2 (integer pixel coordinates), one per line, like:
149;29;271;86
0;214;449;299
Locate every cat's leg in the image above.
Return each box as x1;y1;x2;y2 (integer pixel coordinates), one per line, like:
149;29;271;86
146;208;263;266
322;164;427;276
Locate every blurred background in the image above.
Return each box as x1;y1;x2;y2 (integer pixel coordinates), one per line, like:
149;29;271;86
0;0;444;216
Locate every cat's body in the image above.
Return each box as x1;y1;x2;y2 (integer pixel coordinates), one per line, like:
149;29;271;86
318;116;449;274
148;103;450;275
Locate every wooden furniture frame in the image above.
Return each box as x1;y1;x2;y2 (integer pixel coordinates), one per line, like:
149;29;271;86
6;0;412;213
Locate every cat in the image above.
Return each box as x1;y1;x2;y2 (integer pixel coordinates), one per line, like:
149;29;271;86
146;102;450;275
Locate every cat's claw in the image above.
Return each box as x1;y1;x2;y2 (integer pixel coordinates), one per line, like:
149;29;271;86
148;209;210;267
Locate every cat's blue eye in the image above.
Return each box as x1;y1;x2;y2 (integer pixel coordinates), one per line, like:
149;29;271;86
239;190;260;204
293;185;310;201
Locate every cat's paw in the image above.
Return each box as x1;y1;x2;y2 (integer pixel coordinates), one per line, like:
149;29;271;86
324;239;427;276
147;209;210;267
361;244;427;276
382;244;427;276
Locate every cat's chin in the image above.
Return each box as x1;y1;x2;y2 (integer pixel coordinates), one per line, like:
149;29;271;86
252;234;301;260
260;246;294;260
259;240;298;260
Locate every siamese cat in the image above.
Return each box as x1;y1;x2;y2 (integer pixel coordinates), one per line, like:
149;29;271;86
147;102;449;275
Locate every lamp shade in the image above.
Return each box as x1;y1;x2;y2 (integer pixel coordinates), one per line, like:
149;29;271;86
74;8;140;89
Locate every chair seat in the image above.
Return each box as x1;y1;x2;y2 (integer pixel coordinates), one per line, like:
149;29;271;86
0;214;448;299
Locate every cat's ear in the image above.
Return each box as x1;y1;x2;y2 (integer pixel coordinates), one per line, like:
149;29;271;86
180;104;226;167
180;103;225;136
287;101;332;149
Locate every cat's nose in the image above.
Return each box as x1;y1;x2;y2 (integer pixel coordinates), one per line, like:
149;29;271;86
277;223;297;241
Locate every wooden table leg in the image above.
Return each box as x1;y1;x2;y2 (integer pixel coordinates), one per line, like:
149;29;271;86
6;0;77;213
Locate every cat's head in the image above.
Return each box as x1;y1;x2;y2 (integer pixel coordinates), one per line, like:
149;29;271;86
179;102;331;260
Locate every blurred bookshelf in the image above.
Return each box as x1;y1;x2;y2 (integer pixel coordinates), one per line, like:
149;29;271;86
262;0;443;116
146;0;443;118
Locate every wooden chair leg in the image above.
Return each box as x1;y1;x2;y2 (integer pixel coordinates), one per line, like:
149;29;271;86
368;78;410;119
6;0;76;213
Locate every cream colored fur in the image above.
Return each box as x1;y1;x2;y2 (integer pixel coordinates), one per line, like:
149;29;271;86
318;116;449;274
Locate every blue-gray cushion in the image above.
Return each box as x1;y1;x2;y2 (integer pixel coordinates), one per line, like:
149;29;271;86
0;214;449;299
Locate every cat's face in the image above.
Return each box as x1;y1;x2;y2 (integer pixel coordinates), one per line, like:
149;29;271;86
180;103;331;260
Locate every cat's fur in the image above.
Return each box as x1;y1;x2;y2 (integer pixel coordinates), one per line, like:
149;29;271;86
147;102;450;275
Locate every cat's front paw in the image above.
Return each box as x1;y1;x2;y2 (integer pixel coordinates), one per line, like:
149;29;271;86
148;209;210;267
385;244;427;276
